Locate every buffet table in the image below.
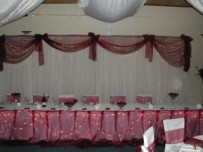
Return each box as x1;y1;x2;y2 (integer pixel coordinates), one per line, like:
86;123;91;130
0;102;202;147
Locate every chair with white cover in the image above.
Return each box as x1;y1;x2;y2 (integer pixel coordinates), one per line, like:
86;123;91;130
33;94;49;104
82;95;99;105
110;95;126;104
59;94;75;103
163;117;185;152
141;126;155;152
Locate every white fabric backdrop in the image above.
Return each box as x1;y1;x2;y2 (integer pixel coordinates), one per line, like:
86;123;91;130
0;42;187;104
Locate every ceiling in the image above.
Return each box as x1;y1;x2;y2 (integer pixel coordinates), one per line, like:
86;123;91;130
43;0;191;7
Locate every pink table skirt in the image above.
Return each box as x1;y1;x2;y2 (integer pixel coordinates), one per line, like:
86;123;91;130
0;109;202;145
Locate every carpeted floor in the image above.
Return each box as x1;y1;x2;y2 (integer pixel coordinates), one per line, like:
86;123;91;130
0;144;165;152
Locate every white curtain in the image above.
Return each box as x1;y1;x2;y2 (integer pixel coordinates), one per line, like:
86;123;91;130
186;0;203;14
0;0;43;26
0;42;187;104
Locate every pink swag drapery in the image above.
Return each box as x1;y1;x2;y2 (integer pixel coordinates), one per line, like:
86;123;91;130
0;33;192;72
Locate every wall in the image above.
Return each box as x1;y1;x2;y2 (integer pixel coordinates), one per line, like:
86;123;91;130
0;4;203;103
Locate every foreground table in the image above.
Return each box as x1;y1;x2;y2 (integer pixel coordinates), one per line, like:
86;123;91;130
0;102;202;147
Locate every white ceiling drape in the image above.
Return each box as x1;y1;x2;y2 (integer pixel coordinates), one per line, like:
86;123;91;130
0;0;43;26
78;0;147;23
186;0;203;14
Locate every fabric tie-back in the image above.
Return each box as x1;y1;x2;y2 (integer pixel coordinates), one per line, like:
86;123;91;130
0;33;192;72
185;136;203;148
148;142;156;152
165;128;185;144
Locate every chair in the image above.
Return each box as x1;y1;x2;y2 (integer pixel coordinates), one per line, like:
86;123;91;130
136;94;152;104
163;117;185;152
6;93;21;102
110;95;126;104
33;94;49;103
141;126;155;152
83;95;99;105
59;94;75;103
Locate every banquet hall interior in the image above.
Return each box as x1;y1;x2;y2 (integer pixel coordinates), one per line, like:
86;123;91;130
0;0;203;152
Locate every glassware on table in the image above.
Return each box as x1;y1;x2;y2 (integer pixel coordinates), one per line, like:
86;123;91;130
82;97;87;108
116;102;127;110
168;92;179;109
52;97;58;105
110;98;116;106
24;97;30;105
64;99;77;110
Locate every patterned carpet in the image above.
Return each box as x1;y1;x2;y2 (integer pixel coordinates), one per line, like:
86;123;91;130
0;144;165;152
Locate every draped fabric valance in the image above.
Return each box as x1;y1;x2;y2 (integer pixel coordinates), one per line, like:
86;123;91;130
0;33;193;72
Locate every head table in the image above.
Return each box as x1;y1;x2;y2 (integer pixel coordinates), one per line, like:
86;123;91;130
0;102;202;149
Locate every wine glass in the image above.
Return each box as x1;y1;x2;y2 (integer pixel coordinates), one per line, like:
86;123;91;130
52;97;58;105
64;99;77;110
110;97;116;106
82;97;87;109
24;97;30;105
116;102;127;110
168;92;179;109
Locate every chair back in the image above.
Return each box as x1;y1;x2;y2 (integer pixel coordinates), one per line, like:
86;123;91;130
136;94;152;104
110;95;126;104
33;94;49;103
83;95;99;105
163;118;185;152
59;94;74;103
141;126;155;152
6;93;21;102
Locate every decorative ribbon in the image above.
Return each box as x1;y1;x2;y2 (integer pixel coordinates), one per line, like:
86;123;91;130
198;110;201;135
165;128;184;144
46;111;49;140
148;141;156;152
31;111;35;142
35;34;49;65
181;34;193;72
0;35;6;71
186;137;203;148
88;32;98;61
143;34;155;62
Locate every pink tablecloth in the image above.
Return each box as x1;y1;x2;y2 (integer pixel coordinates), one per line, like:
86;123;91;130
0;109;202;145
